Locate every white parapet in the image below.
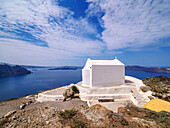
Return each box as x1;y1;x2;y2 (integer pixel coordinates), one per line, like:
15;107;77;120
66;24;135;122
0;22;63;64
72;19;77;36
36;85;72;102
78;75;151;108
77;82;135;101
125;76;145;90
37;93;63;102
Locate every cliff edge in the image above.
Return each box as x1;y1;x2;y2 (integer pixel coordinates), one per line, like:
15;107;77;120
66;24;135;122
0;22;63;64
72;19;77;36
0;63;31;77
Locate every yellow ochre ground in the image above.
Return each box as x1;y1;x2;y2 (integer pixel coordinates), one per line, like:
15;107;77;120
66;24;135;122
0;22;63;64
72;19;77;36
143;99;170;112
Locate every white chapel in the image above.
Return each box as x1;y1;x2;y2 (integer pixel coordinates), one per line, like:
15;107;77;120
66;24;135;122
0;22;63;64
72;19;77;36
37;57;152;111
82;57;125;87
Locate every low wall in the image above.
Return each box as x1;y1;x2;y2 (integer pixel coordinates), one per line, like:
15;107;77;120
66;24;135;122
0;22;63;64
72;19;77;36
125;76;145;90
37;93;63;102
77;76;151;107
79;94;131;101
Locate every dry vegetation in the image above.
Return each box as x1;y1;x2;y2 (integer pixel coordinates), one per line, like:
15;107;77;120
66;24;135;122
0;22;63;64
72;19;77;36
0;101;169;128
143;75;170;101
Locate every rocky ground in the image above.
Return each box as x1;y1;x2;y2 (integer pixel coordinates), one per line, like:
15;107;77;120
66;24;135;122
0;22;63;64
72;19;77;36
0;95;169;128
142;75;170;101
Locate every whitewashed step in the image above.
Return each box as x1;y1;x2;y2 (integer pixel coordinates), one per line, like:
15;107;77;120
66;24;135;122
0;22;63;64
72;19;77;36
130;91;148;107
80;94;130;101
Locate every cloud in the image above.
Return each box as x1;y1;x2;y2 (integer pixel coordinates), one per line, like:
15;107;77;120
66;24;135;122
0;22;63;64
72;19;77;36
0;37;104;65
0;38;67;65
0;0;104;65
0;0;170;65
87;0;170;50
0;0;102;46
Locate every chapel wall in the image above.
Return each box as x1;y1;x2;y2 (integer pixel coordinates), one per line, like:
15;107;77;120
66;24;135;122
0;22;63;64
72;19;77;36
91;65;125;87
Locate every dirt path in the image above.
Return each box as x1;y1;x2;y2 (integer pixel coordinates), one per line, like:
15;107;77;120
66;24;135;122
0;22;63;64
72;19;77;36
0;95;87;118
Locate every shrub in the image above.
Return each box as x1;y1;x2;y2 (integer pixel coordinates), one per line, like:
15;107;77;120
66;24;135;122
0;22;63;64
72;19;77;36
160;119;166;123
145;118;155;122
146;110;170;120
70;120;85;128
59;109;76;119
72;86;79;94
120;118;128;126
158;111;170;118
137;123;141;127
146;110;159;119
148;84;168;94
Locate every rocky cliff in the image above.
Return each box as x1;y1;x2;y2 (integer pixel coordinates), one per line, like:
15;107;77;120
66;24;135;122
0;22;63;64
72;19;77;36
0;63;31;77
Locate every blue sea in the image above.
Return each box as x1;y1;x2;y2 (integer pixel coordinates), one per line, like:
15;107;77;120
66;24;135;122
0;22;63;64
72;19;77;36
0;68;170;101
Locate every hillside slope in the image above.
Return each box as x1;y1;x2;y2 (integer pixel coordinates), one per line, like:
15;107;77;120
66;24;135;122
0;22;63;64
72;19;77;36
0;64;31;77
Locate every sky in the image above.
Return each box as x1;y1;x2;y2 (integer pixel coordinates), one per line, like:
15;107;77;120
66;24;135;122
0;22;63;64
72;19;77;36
0;0;170;66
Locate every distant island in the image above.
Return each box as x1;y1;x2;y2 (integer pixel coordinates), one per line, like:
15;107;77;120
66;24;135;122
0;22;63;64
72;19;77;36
0;63;31;77
1;63;169;76
48;66;83;70
21;65;49;68
48;65;170;73
126;66;170;73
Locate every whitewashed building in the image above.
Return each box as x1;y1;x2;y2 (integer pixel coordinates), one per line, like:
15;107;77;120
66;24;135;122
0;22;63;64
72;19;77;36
36;57;151;110
82;57;125;87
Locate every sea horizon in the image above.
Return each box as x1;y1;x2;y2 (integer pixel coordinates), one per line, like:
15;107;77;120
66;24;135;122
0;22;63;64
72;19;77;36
0;67;170;101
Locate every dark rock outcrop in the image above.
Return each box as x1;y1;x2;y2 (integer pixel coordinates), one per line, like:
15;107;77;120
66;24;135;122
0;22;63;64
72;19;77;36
63;88;75;101
0;63;31;77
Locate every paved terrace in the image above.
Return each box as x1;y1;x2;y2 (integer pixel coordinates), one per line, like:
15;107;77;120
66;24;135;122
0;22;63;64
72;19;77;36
36;76;152;112
36;85;72;102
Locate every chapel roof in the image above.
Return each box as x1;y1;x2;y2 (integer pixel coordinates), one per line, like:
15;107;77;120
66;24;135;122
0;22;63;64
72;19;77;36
84;57;124;68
